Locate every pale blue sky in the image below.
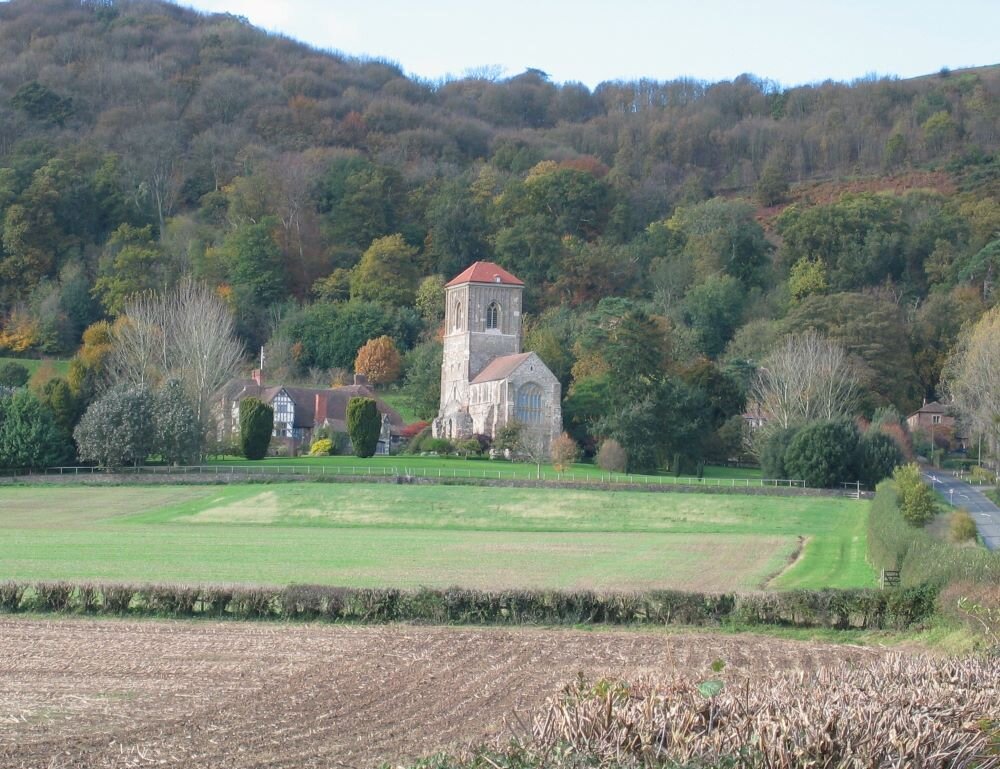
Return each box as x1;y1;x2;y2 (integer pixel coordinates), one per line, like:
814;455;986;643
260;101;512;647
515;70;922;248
182;0;997;88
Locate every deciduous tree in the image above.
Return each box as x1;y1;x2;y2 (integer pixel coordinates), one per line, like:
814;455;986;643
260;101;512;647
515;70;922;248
74;384;154;468
350;233;420;306
550;432;580;471
152;380;200;465
354;335;402;386
942;305;1000;459
750;331;860;434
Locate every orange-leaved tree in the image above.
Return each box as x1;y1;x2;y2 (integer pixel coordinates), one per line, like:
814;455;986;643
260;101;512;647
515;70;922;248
354;335;401;387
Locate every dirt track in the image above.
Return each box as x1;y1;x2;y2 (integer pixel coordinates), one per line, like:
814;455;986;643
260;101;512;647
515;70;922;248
0;618;888;768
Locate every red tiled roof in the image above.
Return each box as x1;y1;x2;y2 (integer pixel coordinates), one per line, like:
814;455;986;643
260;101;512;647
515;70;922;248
445;261;524;287
470;352;533;384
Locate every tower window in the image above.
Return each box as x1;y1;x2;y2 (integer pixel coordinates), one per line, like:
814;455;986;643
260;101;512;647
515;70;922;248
515;383;543;424
486;301;500;330
454;301;463;330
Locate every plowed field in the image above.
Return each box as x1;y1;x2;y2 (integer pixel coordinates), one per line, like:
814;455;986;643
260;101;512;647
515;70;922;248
0;618;888;768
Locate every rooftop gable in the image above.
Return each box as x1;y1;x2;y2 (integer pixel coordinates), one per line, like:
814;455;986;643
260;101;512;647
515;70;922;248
470;352;534;384
445;261;524;288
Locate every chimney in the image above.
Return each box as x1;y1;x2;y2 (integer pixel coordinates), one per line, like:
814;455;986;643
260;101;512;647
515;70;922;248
252;369;263;388
314;392;327;424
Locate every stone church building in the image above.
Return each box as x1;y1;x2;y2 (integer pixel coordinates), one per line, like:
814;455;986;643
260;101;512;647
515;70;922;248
432;261;562;455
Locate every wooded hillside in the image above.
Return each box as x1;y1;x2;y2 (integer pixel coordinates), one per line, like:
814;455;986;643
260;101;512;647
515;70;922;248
0;0;998;467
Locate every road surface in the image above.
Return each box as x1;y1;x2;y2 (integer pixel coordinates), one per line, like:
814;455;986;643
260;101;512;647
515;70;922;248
923;469;1000;551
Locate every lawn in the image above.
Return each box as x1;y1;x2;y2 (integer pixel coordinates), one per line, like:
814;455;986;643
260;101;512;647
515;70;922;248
0;356;70;379
0;483;872;592
206;454;765;486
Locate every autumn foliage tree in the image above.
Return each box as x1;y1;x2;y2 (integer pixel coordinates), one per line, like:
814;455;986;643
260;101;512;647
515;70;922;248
354;335;402;386
550;432;580;471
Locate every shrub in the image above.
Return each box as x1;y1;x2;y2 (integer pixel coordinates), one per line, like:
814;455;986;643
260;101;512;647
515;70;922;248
77;584;99;612
101;584;136;614
857;430;903;488
969;465;995;484
937;581;1000;650
0;581;25;611
422;437;453;455
309;438;333;456
201;586;233;616
280;584;327;620
404;425;432;454
0;361;29;388
893;463;937;526
455;438;482;457
783;419;860;488
239;397;273;460
32;582;73;611
950;509;979;542
550;432;580;471
229;587;277;618
757;426;797;479
346;397;380;458
139;585;199;616
596;439;626;473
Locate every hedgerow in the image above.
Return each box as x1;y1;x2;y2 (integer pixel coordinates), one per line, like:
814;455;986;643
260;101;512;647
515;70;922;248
0;581;935;630
867;480;1000;587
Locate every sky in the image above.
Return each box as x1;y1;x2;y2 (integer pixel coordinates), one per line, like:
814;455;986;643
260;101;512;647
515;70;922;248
176;0;1000;89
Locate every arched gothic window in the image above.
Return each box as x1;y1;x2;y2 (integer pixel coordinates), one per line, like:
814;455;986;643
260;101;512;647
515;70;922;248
486;301;500;330
454;301;463;330
515;383;543;424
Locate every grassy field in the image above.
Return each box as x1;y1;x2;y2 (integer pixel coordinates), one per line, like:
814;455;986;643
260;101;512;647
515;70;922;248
0;482;871;591
0;356;70;379
206;454;766;485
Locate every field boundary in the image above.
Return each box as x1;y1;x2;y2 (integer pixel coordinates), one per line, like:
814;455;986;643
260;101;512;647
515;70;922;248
0;581;936;630
0;464;872;498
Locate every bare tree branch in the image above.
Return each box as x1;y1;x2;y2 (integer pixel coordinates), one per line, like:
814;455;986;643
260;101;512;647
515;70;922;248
750;330;860;435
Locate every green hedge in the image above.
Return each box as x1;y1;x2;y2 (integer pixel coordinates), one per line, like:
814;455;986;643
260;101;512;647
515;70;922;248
867;481;1000;587
0;581;935;630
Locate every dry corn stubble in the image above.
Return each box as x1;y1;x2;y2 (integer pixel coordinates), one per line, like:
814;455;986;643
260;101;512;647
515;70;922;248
515;655;1000;768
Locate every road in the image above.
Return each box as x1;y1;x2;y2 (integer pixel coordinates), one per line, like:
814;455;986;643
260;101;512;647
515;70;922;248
922;469;1000;551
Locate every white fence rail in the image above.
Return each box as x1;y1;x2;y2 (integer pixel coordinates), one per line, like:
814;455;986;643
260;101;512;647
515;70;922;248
5;463;812;489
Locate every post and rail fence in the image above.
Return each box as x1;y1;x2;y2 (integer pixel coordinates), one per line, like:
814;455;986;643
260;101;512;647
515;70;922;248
0;463;825;489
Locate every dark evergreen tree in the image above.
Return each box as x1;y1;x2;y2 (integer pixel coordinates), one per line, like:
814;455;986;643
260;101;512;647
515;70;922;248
0;389;68;469
238;397;273;461
857;431;904;488
0;362;29;388
783;419;861;489
758;427;799;480
346;397;380;458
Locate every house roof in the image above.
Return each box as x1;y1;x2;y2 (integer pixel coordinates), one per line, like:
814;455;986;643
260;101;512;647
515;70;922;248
221;379;404;431
470;352;533;384
910;400;947;417
445;261;524;288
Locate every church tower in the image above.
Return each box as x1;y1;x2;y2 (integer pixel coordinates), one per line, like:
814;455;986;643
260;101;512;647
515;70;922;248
433;261;561;452
438;262;523;422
